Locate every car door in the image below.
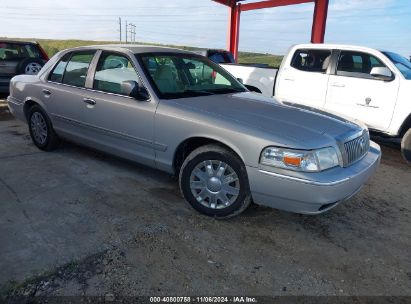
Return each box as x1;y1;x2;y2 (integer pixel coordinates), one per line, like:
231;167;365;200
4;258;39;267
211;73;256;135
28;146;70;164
44;50;96;138
324;50;400;131
275;48;332;108
78;51;157;167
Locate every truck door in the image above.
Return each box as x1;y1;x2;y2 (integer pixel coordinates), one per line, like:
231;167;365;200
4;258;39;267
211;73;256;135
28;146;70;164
275;48;331;109
324;50;400;131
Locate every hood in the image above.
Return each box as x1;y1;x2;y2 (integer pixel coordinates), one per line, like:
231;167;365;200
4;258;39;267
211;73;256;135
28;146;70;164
169;92;363;149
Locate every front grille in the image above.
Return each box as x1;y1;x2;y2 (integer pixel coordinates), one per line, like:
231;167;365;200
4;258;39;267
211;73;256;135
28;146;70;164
344;133;370;166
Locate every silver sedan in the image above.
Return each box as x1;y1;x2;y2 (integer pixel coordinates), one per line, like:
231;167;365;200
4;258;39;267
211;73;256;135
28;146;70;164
7;45;381;218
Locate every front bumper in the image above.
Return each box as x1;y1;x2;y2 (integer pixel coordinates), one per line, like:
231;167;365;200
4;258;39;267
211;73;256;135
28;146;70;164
247;141;381;214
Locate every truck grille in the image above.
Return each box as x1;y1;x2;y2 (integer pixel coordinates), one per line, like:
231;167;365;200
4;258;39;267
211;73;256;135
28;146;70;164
344;133;370;166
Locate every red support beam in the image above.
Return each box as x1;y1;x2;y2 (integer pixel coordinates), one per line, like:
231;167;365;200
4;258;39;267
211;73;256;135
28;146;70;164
228;3;241;61
241;0;313;11
213;0;329;61
311;0;329;43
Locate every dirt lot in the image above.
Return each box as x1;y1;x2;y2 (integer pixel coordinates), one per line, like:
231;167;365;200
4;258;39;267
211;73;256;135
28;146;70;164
0;97;410;299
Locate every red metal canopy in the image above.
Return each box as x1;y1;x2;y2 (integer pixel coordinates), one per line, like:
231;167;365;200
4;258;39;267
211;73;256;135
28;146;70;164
212;0;329;61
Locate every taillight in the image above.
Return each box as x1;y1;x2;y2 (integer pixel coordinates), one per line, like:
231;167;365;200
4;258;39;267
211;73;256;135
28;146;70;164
37;44;49;61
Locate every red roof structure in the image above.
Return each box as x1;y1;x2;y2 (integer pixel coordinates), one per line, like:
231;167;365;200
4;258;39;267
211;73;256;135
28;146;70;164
212;0;329;61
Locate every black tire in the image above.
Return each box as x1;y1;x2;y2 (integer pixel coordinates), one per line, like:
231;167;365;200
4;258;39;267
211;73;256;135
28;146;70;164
401;128;411;165
179;144;252;219
28;105;60;151
18;58;44;75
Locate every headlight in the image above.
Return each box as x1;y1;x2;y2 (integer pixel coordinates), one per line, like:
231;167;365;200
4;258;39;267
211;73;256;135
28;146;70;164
260;146;340;172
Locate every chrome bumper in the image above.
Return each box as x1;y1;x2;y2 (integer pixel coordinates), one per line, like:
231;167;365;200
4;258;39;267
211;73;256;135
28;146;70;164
247;141;381;214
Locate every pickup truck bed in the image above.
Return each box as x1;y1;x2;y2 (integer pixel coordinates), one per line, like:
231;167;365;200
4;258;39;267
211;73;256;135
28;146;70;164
221;63;278;97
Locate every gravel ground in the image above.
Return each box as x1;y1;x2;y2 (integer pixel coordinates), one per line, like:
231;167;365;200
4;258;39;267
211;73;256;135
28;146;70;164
0;97;410;299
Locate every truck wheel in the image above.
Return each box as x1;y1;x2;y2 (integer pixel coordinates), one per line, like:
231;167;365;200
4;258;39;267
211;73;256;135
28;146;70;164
28;105;60;151
179;144;252;219
401;129;411;165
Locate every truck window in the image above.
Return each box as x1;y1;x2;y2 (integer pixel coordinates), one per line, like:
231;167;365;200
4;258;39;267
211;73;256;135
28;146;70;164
337;51;386;78
291;49;331;73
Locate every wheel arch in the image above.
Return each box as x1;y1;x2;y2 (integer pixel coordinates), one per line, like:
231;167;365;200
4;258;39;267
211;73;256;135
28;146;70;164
399;113;411;137
23;97;47;122
172;136;245;175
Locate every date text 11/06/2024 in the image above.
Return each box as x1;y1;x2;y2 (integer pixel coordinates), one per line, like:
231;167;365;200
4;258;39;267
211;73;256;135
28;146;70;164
149;296;257;303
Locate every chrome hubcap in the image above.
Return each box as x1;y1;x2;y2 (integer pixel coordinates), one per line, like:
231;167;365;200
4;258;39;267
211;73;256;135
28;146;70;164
25;62;42;75
190;160;240;209
30;112;47;144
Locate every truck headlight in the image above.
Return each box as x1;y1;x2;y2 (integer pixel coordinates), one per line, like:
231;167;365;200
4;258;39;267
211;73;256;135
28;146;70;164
260;146;339;172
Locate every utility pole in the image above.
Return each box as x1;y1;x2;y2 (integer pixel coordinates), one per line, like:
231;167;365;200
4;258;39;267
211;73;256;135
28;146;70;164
125;23;136;43
132;24;136;42
125;20;128;44
118;17;122;42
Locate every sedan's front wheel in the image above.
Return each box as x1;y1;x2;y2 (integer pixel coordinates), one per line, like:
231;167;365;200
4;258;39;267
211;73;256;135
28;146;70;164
28;105;60;151
179;144;252;219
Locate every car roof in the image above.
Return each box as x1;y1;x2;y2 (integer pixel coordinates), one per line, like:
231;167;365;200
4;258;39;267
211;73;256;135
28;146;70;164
292;43;383;54
0;39;38;45
65;44;195;55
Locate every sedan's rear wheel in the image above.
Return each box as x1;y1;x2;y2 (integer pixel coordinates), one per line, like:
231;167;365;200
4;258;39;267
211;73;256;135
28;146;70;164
28;105;60;151
179;144;251;218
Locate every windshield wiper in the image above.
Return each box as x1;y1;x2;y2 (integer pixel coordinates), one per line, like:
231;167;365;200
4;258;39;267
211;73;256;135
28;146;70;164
183;89;216;96
209;88;246;94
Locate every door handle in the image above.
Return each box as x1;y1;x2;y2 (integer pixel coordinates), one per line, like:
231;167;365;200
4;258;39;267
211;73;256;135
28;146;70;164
42;89;51;96
284;78;295;81
83;98;96;105
330;82;346;88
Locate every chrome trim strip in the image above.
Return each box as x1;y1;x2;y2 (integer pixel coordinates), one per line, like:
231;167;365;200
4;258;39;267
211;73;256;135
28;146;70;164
46;81;150;101
258;169;350;186
51;114;167;152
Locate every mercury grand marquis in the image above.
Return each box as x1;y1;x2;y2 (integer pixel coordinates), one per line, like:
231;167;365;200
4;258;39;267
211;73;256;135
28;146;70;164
7;45;381;218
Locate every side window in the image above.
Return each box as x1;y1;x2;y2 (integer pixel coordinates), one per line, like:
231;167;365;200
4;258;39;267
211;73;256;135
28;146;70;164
48;53;70;83
337;51;387;78
94;52;140;95
291;49;332;73
208;53;226;63
61;52;95;87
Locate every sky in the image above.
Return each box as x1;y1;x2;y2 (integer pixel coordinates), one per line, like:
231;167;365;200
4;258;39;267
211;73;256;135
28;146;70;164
1;0;410;56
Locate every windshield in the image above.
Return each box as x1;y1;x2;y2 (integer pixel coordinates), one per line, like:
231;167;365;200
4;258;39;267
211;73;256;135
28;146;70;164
137;53;246;99
382;51;411;80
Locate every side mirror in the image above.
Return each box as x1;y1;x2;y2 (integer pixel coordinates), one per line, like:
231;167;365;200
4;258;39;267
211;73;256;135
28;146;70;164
237;78;243;84
121;80;150;101
370;67;394;81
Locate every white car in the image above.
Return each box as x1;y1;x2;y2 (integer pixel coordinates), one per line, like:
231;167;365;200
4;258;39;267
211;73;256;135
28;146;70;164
221;44;411;164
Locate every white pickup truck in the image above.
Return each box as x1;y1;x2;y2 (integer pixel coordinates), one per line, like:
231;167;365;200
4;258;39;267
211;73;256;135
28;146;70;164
219;44;411;164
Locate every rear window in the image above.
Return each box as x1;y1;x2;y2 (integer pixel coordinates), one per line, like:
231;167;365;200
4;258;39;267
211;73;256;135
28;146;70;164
208;51;235;64
62;52;95;87
291;49;332;73
0;42;41;61
48;53;71;83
